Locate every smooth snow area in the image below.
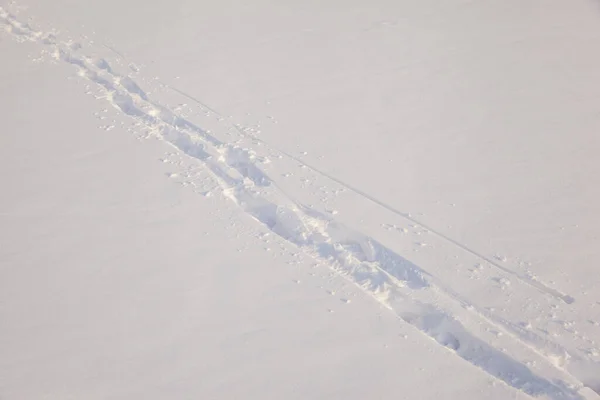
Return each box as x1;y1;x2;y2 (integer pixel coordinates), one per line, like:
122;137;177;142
1;1;600;399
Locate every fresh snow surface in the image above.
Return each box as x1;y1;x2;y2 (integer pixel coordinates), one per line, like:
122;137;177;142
1;1;600;399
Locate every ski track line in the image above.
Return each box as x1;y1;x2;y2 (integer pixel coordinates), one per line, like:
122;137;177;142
1;9;597;399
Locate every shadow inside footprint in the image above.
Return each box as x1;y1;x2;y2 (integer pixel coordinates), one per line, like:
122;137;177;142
436;332;460;351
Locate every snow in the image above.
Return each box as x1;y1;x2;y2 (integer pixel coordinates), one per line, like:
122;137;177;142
1;1;600;399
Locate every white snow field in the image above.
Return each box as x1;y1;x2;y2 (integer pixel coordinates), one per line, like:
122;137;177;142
1;0;600;399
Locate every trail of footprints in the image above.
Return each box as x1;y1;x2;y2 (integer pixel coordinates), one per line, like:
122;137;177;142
1;8;599;398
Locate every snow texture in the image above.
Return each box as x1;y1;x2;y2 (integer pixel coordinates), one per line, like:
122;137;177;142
1;1;600;399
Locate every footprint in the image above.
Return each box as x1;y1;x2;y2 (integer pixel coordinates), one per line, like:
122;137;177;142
436;332;460;351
